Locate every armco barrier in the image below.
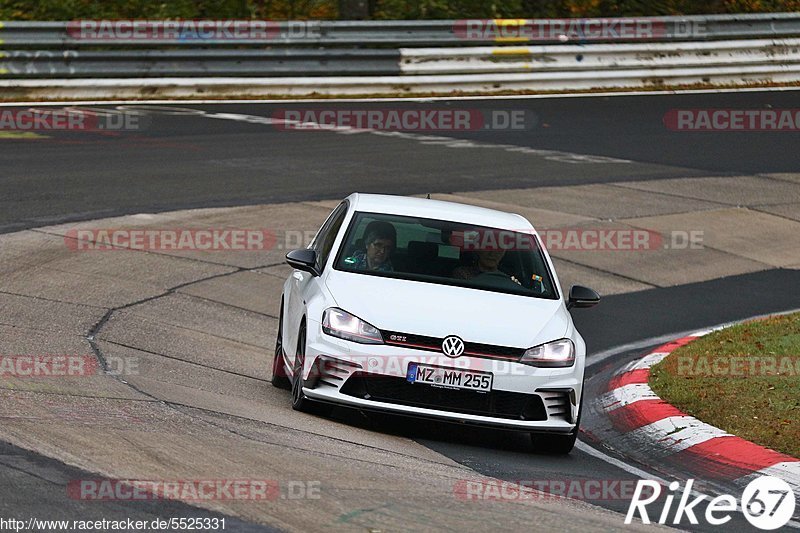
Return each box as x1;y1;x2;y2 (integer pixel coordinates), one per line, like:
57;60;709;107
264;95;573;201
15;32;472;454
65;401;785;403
4;63;800;101
0;14;799;97
399;39;800;74
2;14;800;47
0;49;402;78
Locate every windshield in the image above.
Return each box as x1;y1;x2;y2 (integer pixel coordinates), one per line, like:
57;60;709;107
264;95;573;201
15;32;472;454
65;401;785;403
333;211;558;299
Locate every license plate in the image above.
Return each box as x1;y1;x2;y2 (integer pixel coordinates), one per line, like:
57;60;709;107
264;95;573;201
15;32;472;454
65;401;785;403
406;363;493;392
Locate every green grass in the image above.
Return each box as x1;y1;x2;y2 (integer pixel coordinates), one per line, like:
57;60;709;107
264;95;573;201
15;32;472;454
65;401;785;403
650;312;800;458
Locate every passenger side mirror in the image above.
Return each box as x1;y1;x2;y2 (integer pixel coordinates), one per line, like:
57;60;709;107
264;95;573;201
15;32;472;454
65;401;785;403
567;285;600;310
286;249;321;276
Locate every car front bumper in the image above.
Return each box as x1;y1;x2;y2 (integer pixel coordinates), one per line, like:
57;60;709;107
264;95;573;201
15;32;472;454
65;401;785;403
299;321;583;433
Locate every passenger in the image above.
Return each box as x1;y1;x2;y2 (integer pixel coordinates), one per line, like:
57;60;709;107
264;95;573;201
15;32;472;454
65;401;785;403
345;221;396;272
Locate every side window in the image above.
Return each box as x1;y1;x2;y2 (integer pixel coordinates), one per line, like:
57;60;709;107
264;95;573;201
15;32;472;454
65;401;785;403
312;202;348;271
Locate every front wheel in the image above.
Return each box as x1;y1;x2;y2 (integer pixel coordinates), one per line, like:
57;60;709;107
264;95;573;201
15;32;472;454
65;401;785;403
290;323;331;417
531;429;578;455
270;302;290;390
531;396;582;455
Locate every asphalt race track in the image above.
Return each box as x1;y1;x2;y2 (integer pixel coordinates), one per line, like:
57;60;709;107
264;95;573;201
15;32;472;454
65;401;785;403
3;90;800;234
1;90;799;531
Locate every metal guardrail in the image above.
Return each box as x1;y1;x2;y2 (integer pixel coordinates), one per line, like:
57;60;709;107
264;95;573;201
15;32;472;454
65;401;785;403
1;14;800;79
399;39;800;74
0;14;799;97
4;39;797;79
0;49;402;77
5;63;800;101
2;13;800;47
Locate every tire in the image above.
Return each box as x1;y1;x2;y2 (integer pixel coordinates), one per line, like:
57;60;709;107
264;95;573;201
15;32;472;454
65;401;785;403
531;396;582;455
270;301;291;390
531;429;578;455
290;322;332;417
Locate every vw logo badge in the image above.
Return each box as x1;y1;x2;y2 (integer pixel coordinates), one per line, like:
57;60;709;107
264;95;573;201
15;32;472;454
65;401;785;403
442;336;465;358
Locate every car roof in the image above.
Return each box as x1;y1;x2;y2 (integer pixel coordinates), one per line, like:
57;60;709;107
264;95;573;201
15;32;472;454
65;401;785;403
346;193;533;232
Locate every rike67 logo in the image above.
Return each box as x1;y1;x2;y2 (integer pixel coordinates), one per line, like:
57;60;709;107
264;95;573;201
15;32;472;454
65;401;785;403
626;476;796;530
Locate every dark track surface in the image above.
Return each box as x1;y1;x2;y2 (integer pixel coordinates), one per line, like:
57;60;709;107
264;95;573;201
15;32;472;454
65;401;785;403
2;90;799;233
2;92;798;530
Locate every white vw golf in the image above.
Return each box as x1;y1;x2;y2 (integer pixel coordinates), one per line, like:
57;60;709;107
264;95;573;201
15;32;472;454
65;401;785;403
272;193;599;453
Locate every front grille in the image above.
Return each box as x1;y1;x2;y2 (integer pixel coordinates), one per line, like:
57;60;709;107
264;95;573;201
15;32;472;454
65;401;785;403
381;330;525;360
340;372;546;421
383;331;441;351
463;341;523;360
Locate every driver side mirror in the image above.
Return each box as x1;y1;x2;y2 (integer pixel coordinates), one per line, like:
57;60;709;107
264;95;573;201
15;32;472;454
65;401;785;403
567;285;600;310
286;249;321;277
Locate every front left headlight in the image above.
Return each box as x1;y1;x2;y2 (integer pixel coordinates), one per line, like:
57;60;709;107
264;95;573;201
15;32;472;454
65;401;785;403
322;308;384;345
520;338;575;368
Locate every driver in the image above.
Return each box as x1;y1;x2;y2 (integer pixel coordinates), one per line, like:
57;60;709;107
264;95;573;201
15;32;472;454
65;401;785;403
452;249;521;289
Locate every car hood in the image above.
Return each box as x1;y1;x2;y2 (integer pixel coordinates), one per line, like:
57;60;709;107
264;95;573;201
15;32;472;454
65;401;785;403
325;271;569;349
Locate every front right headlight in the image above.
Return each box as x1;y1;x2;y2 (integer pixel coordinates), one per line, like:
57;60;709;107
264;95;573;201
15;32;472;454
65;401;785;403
322;308;384;345
519;338;575;368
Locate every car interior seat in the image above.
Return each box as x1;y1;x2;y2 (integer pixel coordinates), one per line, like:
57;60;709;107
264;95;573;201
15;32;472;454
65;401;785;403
407;241;440;275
